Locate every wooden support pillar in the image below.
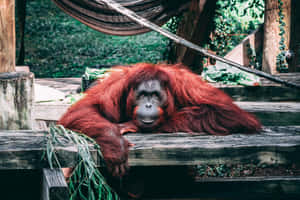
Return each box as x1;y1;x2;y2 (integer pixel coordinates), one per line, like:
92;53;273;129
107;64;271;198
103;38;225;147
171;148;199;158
0;0;34;130
262;0;291;74
0;0;15;73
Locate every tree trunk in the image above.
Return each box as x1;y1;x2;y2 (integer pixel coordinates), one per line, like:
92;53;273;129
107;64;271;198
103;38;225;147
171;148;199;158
0;0;16;73
262;0;291;74
171;0;217;73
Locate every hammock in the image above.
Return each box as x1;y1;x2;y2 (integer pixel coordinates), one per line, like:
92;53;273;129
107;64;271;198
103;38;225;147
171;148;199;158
52;0;189;35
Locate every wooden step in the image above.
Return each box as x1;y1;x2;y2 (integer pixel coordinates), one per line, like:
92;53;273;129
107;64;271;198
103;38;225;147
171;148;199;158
1;126;300;169
35;77;300;102
235;101;300;126
2;126;300;199
33;101;300;126
216;84;300;101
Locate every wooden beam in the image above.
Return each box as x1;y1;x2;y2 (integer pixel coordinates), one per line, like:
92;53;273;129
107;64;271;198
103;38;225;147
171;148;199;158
262;0;291;74
33;102;300;126
34;75;300;102
0;126;300;169
0;0;16;73
41;169;69;200
0;130;100;169
218;84;300;101
126;126;300;166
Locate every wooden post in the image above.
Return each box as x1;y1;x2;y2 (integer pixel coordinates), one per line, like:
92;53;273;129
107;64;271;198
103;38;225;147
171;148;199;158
262;0;291;74
41;169;69;200
0;0;34;130
0;0;16;73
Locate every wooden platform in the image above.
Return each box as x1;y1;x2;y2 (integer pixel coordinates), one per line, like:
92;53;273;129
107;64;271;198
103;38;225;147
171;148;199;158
33;74;300;128
33;101;300;126
1;126;300;169
35;73;300;102
1;127;300;199
13;74;300;199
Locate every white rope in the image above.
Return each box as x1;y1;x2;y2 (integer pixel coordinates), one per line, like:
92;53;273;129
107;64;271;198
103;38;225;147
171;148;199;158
95;0;300;89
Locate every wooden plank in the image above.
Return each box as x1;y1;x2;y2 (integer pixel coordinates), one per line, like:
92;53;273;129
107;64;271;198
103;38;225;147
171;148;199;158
236;102;300;125
34;76;300;101
0;130;100;169
34;78;300;102
0;0;15;73
41;169;69;200
260;73;300;85
218;85;300;101
0;126;300;169
126;126;300;166
33;102;300;125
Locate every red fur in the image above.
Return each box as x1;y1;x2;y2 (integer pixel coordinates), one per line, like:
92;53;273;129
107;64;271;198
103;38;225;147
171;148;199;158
58;63;261;175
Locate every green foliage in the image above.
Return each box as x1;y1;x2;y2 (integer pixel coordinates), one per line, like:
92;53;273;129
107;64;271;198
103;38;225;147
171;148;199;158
276;0;289;73
209;0;264;56
46;125;118;200
202;63;260;86
246;43;262;70
20;0;267;77
22;0;169;78
195;163;298;178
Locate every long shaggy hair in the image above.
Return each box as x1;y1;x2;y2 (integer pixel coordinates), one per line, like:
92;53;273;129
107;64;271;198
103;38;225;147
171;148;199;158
59;63;261;136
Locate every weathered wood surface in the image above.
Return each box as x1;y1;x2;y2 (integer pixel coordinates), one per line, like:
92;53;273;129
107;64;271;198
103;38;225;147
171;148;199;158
236;101;300;125
41;169;69;200
35;76;300;101
0;126;300;169
0;130;100;169
218;84;300;101
126;126;300;166
260;73;300;85
33;102;300;126
262;0;291;74
0;72;34;129
0;0;15;73
35;78;81;94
